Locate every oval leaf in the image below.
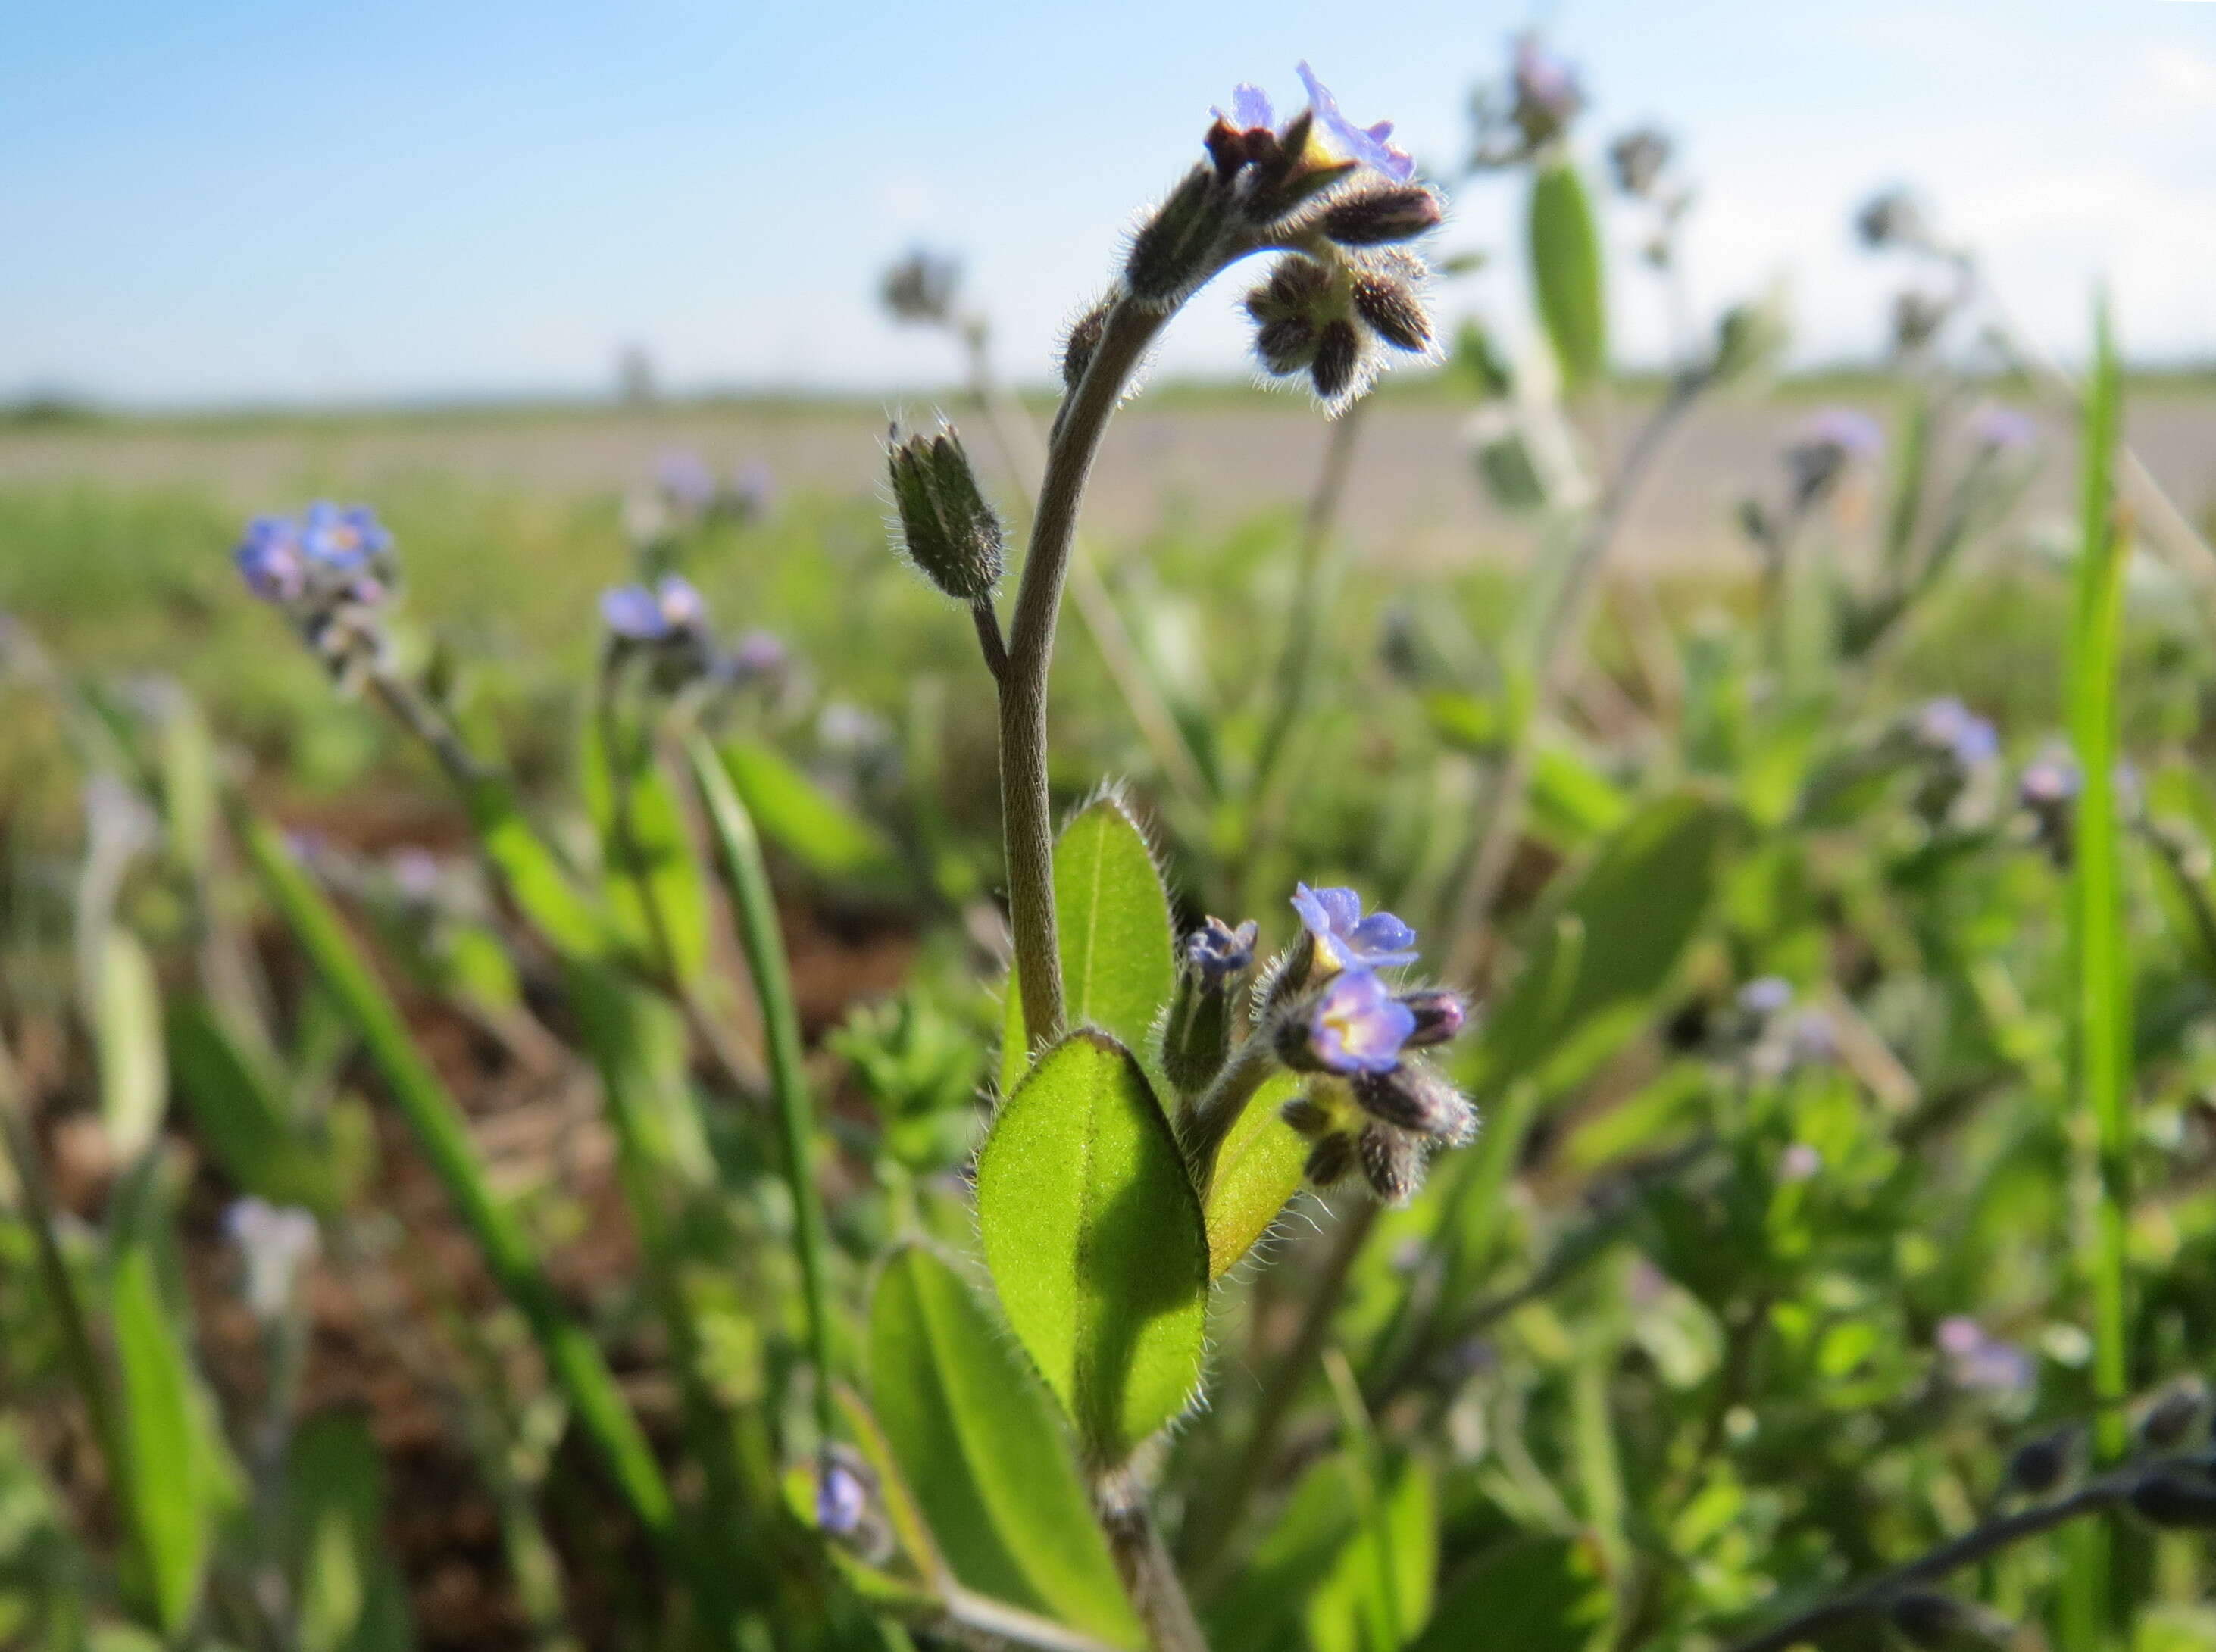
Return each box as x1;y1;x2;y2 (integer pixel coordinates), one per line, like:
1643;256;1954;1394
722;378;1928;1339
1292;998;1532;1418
870;1245;1142;1646
717;735;904;887
1000;792;1176;1095
1529;160;1608;395
1200;1070;1305;1279
976;1032;1207;1465
94;926;167;1164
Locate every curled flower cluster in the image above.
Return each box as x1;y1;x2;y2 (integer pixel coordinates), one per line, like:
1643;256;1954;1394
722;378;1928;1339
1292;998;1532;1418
1268;885;1474;1204
1470;35;1586;167
1108;64;1442;414
233;502;398;688
600;573;786;695
1783;407;1884;507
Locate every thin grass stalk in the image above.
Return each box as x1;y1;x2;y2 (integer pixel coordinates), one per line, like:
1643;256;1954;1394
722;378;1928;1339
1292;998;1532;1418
684;728;837;1450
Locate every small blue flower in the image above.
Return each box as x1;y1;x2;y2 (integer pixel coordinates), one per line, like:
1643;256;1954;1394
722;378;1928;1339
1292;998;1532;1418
1803;408;1883;460
815;1459;867;1536
235;516;309;603
1736;975;1793;1019
1511;37;1584;136
1292;882;1419;971
1187;917;1258;988
298;501;390;570
1915;697;1998;767
1295;62;1415;182
1308;968;1417;1074
602;574;708;642
1214;83;1277;133
657;449;717;514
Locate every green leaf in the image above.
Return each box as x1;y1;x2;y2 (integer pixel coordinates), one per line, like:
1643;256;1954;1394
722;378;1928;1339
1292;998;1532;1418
109;1190;238;1636
870;1246;1142;1647
1199;1070;1305;1279
1411;1535;1610;1652
1528;160;1608;394
92;928;166;1165
975;1032;1208;1466
999;792;1175;1095
1305;1454;1439;1652
284;1414;413;1652
458;772;609;961
582;707;711;985
1468;789;1734;1098
1205;1454;1362;1652
1528;737;1629;848
166;999;339;1213
717;735;903;886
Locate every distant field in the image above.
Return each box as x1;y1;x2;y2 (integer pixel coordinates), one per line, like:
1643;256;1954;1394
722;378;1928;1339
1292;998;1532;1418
6;389;2213;573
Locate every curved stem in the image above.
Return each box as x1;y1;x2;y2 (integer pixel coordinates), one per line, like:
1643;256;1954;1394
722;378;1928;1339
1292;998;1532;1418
999;298;1171;1045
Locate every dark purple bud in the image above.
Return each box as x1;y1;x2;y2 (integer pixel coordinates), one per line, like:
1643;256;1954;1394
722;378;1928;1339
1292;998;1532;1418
1127;164;1232;309
1064;297;1113;389
883;248;962;325
1608;127;1671;198
1317;185;1442;247
2004;1427;2077;1497
2131;1471;2216;1530
1305;1130;1356;1187
1280;1094;1333;1138
1889;1592;2012;1650
1352;275;1433;354
1255;317;1320;376
1351;1063;1474;1142
1400;989;1467;1047
1310;320;1363;403
1359;1121;1423;1204
2139;1382;2206;1452
1186;917;1259;991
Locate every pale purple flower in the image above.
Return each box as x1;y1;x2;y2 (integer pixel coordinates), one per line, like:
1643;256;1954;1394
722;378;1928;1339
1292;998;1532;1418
1780;1142;1823;1183
1789;1011;1839;1067
1737;976;1794;1019
298;501;389;570
601;574;707;642
225;1198;317;1321
1511;36;1585;139
2018;751;2080;809
1936;1316;2035;1395
724;629;789;682
731;459;777;522
388;847;444;903
1188;917;1259;988
1308;968;1417;1074
1292;882;1419;970
235;517;309;603
1295;62;1416;182
1802;408;1884;461
1972;405;2038;453
656;449;717;514
1214;83;1278;134
1915;697;1999;767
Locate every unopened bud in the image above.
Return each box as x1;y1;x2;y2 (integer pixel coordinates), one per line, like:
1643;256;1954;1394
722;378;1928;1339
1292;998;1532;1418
1401;989;1467;1047
1317;185;1443;247
1064;298;1113;389
1281;1094;1333;1137
2004;1427;2076;1497
1311;319;1363;404
2131;1470;2216;1530
2139;1381;2207;1451
1127;165;1231;309
1352;275;1433;354
1359;1122;1423;1204
1351;1064;1474;1141
1889;1591;2011;1650
888;424;1003;604
1305;1130;1356;1188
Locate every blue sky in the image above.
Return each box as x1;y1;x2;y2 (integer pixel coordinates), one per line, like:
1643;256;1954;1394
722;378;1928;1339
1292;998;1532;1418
3;1;2212;406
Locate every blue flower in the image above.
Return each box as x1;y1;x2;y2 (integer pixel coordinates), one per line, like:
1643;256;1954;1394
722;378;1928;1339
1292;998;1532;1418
656;449;717;514
1972;405;2037;453
1915;697;1998;767
1802;408;1883;461
1187;917;1258;988
1295;63;1415;182
235;515;309;603
601;574;708;642
1308;968;1416;1074
1736;975;1793;1019
298;501;390;570
1292;882;1418;971
815;1459;867;1536
1213;83;1277;134
1511;37;1584;139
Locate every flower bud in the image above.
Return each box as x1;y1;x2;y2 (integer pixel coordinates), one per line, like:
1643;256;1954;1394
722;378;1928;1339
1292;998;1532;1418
1306;1129;1357;1188
2131;1471;2216;1530
1127;164;1232;309
2003;1427;2077;1497
1351;1063;1474;1142
1359;1121;1423;1204
1889;1591;2012;1650
1400;989;1467;1048
1280;1094;1333;1137
1316;184;1442;247
1064;297;1113;389
888;423;1004;604
2139;1381;2206;1452
1352;273;1433;354
1311;319;1364;404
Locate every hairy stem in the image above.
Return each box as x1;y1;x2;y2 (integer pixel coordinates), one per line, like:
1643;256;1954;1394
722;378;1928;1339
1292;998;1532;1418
1442;372;1707;983
1094;1467;1211;1652
1177;1031;1283;1187
1724;1463;2163;1652
999;298;1171;1045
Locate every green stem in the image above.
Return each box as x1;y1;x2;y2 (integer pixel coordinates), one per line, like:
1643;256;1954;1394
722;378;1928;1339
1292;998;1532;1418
684;728;838;1449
